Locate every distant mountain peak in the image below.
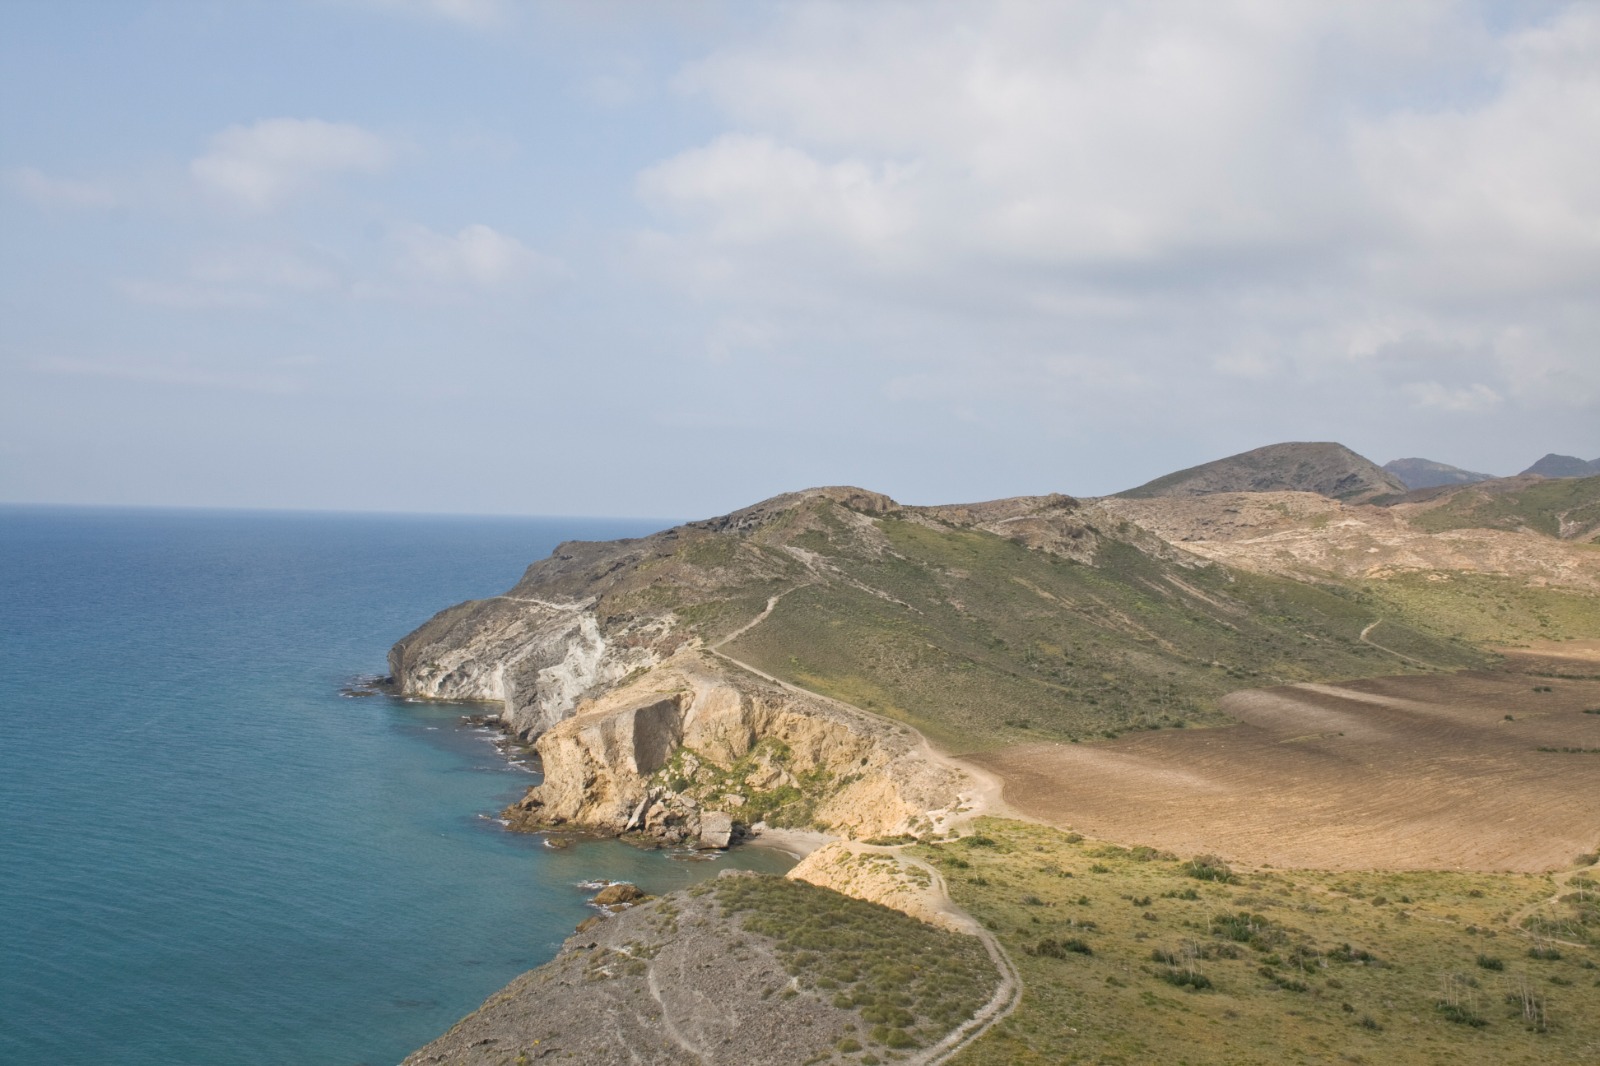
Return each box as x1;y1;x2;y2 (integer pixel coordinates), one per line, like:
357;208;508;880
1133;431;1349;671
1521;453;1600;479
1116;442;1405;501
1382;457;1495;490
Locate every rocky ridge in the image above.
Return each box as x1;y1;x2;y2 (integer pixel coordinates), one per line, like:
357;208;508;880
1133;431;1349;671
1093;487;1600;590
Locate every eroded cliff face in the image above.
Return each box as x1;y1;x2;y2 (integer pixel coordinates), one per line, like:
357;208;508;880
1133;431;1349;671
505;650;967;844
387;596;673;737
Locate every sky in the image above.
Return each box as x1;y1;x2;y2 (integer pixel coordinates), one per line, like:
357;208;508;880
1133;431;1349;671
2;0;1597;518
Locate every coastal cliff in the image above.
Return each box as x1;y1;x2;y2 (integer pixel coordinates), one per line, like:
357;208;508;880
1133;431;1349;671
503;649;965;843
389;471;1594;844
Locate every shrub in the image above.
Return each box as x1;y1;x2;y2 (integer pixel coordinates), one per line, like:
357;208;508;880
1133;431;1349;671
1327;943;1380;965
1183;854;1235;883
1034;937;1093;958
1210;912;1280;947
1157;968;1212;990
1259;967;1309;992
1436;1001;1488;1027
1476;954;1504;971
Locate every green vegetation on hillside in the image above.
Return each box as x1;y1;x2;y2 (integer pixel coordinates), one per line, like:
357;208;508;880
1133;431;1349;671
1408;475;1600;541
723;504;1480;750
915;819;1600;1066
707;874;997;1056
1361;572;1600;645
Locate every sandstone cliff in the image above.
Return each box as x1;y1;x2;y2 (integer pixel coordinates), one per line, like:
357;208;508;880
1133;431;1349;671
504;649;967;844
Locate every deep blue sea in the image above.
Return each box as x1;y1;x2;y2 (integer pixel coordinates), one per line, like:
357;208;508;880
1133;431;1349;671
0;507;793;1066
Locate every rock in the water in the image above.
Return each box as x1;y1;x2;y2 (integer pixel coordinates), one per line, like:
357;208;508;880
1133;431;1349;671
698;810;734;849
592;882;645;907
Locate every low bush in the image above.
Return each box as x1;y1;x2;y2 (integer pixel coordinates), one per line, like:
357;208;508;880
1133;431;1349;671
1436;1001;1488;1027
1034;937;1093;958
1183;854;1235;883
1157;968;1212;990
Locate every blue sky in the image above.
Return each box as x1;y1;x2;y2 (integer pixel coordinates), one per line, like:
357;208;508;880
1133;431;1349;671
3;1;1597;517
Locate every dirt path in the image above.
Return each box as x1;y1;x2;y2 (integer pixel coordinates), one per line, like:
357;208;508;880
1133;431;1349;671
1506;868;1594;950
1358;618;1434;668
711;594;1009;833
713;596;1020;1060
897;851;1021;1066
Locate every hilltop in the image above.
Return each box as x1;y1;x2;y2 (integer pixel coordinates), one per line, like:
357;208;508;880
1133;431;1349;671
1522;453;1600;478
1382;456;1494;489
1116;442;1406;501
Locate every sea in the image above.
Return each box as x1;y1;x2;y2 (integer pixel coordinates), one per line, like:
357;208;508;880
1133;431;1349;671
0;506;794;1066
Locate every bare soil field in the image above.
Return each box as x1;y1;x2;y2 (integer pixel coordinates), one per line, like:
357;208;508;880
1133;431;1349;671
968;657;1600;872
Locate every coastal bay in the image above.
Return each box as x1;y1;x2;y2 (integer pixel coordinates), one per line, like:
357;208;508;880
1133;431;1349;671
0;507;790;1066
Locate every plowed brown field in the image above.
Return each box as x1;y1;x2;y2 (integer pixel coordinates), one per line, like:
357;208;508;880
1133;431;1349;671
969;647;1600;872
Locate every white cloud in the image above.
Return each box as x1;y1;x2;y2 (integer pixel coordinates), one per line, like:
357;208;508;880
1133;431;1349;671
632;0;1600;434
640;135;917;255
394;223;566;289
191;118;394;210
5;167;116;209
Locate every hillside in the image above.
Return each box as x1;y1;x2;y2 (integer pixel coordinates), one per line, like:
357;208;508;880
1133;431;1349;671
1382;456;1494;489
391;485;1480;761
1398;473;1600;542
1117;442;1406;501
394;464;1600;1066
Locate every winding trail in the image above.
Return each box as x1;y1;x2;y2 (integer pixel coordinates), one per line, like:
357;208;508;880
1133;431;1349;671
1358;618;1433;668
855;846;1023;1066
1506;867;1595;951
709;591;1019;1062
710;591;1009;834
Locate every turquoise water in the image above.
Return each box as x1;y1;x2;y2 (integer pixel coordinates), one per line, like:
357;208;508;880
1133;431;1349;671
0;507;793;1066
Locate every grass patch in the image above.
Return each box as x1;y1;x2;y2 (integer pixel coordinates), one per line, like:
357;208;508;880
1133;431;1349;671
713;874;995;1050
914;818;1600;1064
